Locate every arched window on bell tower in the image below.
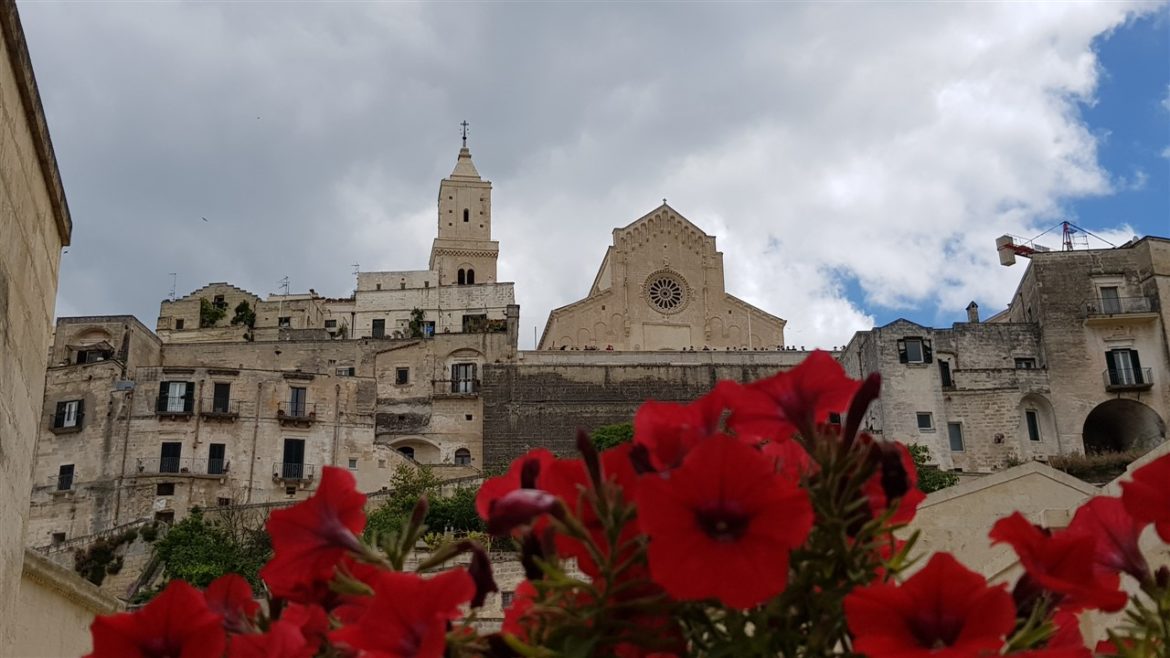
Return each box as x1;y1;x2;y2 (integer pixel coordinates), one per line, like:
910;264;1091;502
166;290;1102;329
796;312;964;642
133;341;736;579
463;209;469;223
466;269;475;285
457;269;466;285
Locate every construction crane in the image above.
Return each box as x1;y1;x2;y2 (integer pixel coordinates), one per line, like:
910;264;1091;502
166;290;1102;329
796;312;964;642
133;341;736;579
996;221;1115;266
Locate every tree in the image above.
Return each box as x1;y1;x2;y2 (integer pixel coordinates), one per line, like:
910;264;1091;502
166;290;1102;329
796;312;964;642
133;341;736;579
364;465;482;541
199;297;227;328
408;308;427;338
151;508;270;590
230;300;256;328
909;443;959;493
591;422;634;450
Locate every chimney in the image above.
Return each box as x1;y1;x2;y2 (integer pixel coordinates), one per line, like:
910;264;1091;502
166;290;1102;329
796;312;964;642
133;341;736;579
966;301;979;323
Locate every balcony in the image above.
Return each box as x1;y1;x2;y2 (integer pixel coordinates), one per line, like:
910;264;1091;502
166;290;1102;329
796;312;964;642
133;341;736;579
1103;367;1154;392
155;395;194;419
132;457;230;477
433;379;480;397
200;399;240;422
272;462;316;483
1083;296;1158;322
47;474;75;493
277;402;316;426
50;413;85;434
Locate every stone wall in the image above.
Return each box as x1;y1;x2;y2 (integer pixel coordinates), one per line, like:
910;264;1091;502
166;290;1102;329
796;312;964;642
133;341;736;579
0;4;72;651
13;549;121;657
481;351;812;467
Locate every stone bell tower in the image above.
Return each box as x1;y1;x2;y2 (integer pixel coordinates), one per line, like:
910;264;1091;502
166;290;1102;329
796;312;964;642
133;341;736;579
429;122;499;286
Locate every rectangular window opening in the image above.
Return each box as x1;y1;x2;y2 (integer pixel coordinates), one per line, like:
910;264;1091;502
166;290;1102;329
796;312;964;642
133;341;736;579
212;382;231;413
1025;410;1041;442
208;443;226;475
395;367;409;385
156;482;175;496
372;319;386;339
947;422;965;452
57;464;74;491
1015;358;1037;369
916;412;934;431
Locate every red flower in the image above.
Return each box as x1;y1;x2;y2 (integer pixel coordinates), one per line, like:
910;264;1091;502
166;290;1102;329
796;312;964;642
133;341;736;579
1121;452;1170;543
540;443;643;576
330;568;474;658
844;552;1015;658
1067;496;1150;582
476;448;556;520
87;580;225;658
759;436;813;481
485;488;565;536
727;350;861;442
860;438;925;525
989;512;1127;612
260;466;367;601
203;573;259;633
227;620;309;658
501;580;538;640
632;387;726;472
636;435;813;608
280;603;330;655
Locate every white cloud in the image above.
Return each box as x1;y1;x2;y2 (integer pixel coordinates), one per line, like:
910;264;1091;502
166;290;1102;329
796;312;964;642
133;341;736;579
17;1;1162;349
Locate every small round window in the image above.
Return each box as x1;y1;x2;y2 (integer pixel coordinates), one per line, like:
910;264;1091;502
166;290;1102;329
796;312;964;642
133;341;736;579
644;271;688;313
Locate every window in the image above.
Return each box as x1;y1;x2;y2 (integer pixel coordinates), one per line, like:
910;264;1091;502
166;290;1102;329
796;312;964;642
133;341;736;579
154;510;175;524
376;283;382;290
174;319;185;330
1099;286;1121;314
457;269;466;285
463;208;470;222
335;367;356;377
160;442;182;473
465;414;473;421
501;591;514;607
422;321;435;336
1025;410;1041;442
395;367;409;385
451;363;478;393
57;464;74;491
455;448;472;465
898;338;932;364
53;399;83;429
325;319;337;329
212;382;231;413
348;458;358;469
462;314;487;332
466;269;475;284
289;387;308;417
156;483;175;496
213;295;227;310
217;497;232;507
76;348;110;364
372;319;386;339
1015;358;1037;369
285;486;297;496
278;316;291;328
1106;349;1145;386
157;381;193;413
947;423;965;451
51;532;66;546
378;459;387;468
208;443;226;475
424;281;430;288
916;412;934;431
282;438;306;479
938;360;953;388
398;447;415;460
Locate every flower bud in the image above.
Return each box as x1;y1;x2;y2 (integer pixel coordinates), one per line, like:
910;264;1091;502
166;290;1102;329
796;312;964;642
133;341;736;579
468;543;499;608
843;373;881;449
576;428;603;491
487;489;564;536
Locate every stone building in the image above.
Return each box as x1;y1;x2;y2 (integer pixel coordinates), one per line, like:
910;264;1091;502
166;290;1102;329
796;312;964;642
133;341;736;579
26;144;520;548
539;203;786;351
841;236;1169;472
0;1;76;651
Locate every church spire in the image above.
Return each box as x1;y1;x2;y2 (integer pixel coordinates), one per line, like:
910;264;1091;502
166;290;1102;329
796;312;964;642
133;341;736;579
450;120;481;180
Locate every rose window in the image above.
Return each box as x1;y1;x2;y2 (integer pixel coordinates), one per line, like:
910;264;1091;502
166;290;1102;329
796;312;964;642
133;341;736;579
645;272;688;313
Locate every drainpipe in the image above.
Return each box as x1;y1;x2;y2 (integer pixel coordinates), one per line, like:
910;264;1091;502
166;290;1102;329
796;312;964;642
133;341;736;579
246;381;262;503
193;378;204;448
113;388;134;523
332;383;341;467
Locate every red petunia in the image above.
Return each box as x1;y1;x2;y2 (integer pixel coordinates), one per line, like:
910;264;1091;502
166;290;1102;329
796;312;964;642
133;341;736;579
726;350;861;443
989;512;1127;612
260;466;367;601
87;580;225;658
203;573;259;633
1121;452;1170;543
476;448;556;521
636;434;813;608
844;552;1015;658
1067;496;1150;582
860;437;925;525
540;443;643;576
227;620;309;658
280;603;330;655
501;579;538;640
632;386;726;472
330;568;474;658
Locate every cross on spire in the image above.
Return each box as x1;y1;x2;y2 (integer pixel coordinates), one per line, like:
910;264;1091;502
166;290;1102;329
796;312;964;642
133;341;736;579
460;120;470;148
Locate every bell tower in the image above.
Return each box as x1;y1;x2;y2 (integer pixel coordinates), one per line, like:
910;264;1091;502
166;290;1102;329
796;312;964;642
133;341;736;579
429;122;499;286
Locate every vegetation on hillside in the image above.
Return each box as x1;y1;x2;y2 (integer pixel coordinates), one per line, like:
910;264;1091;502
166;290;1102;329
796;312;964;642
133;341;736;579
909;443;959;493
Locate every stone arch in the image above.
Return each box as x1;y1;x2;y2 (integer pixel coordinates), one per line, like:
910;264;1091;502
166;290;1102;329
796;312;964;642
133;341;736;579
457;269;466;285
1082;399;1166;454
1018;393;1057;446
76;328;113;343
390;437;441;464
454;448;472;466
594;322;608;341
557;336;575;349
577;327;592;347
466;269;475;284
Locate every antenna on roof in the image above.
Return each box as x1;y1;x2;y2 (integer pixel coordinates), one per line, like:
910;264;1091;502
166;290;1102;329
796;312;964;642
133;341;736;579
278;276;290;296
168;273;177;301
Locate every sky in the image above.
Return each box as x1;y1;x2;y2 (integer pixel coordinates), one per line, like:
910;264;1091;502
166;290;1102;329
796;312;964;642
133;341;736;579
18;1;1170;350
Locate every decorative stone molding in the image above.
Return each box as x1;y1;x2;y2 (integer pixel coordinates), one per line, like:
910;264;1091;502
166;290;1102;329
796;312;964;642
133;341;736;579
643;270;691;315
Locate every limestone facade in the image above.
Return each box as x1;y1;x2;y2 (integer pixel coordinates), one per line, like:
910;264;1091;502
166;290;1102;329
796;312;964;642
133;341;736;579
841;237;1169;472
539;204;786;351
0;2;73;651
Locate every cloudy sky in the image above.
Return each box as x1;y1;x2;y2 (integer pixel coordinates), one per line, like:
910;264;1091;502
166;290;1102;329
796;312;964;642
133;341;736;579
19;1;1170;349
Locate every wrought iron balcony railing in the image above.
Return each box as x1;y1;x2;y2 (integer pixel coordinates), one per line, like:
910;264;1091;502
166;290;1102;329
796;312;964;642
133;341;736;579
277;402;316;424
433;379;480;396
132;457;230;476
272;462;316;482
1103;367;1153;392
1083;296;1157;317
201;399;240;420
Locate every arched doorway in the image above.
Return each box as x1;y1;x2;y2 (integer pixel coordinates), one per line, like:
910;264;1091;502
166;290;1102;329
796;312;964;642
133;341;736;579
1082;399;1166;454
